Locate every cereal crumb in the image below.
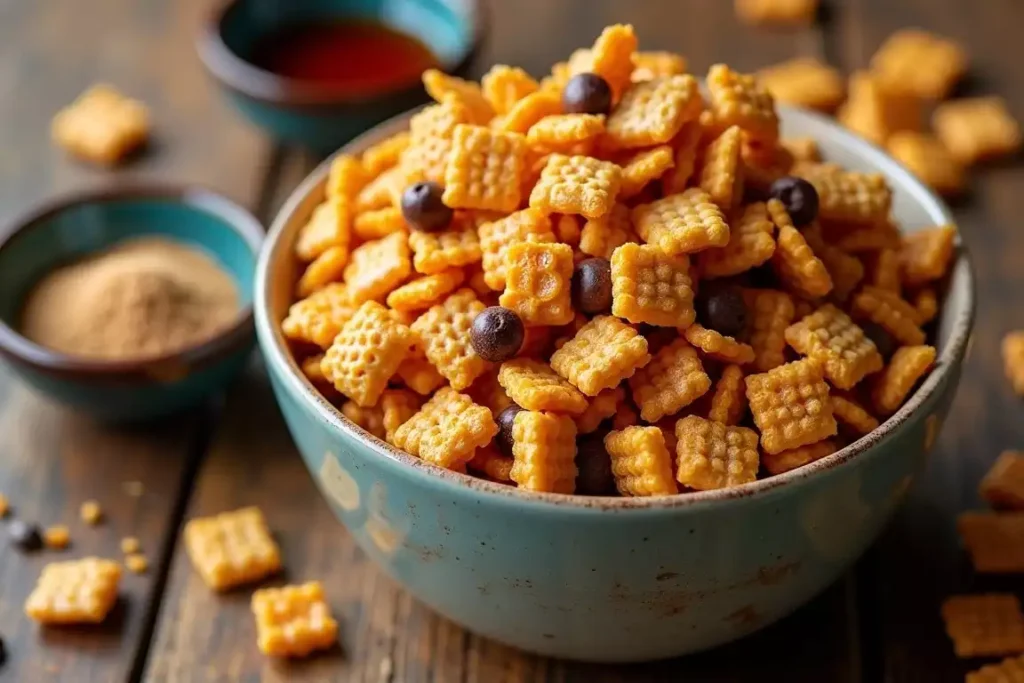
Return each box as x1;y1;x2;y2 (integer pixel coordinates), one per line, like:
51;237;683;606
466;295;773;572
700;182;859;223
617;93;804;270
0;493;8;518
121;537;141;555
122;481;145;497
125;554;148;574
80;500;103;525
43;525;71;550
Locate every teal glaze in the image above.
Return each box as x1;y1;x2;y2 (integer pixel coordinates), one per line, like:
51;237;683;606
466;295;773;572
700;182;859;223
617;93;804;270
255;106;976;661
0;188;262;422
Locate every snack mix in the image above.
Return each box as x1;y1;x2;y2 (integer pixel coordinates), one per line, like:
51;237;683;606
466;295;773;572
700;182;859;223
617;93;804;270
282;25;951;497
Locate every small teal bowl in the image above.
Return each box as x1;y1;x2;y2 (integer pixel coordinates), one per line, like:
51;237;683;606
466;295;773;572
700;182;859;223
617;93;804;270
256;107;975;661
198;0;486;153
0;187;263;422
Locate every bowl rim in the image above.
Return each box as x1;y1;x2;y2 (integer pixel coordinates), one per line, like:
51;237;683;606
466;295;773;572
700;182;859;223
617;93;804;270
257;104;976;511
197;0;489;107
0;185;263;380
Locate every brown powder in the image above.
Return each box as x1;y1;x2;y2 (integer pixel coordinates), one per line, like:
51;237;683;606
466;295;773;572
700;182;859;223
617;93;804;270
20;236;239;361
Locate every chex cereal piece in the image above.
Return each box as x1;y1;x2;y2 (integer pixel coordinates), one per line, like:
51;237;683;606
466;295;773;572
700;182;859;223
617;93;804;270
282;283;356;349
798;164;892;225
51;84;149;165
361;131;410;176
387;269;465;312
634;188;730;256
409;227;482;275
125;554;148;574
422;69;494;124
831;395;879;436
836;71;922;147
295;198;351;262
852;286;926;346
747;358;837;454
629;338;711;422
481;65;539;115
343;231;412;304
899;225;956;287
757;58;844;112
529;154;622;219
709;365;747;425
618;145;674;199
873;345;936;414
784;304;883;389
509;411;577;493
610;243;696;328
743;288;796;372
325;154;367;201
762;439;836;476
81;500;103;525
662;122;702;195
404;100;471;185
605;75;702;149
478;208;556;291
887;132;965;196
184;507;281;591
466;367;514;414
499;242;575;326
801;224;864;302
442;124;526;212
121;537;141;555
296;246;348;298
396;355;445;396
699;126;745;210
833;219;903;253
868;248;900;292
25;558;121;624
959;512;1024;573
554;214;582;247
782;137;821;162
968;654;1024;683
252;581;338;658
684;324;756;365
699;202;775;278
527;114;605;152
580;203;638;259
551;315;650;396
393;388;498;469
498;359;588;414
913;288;938;324
380;389;423;444
980;452;1024;510
631;51;688;82
575;386;625;434
300;354;328;386
934;97;1022;165
356;165;408;212
870;29;967;100
323;301;413;406
605;426;677;496
586;24;638;99
770;211;832;298
941;594;1024;658
675;416;760;490
499;91;563;134
412;288;489;391
734;0;818;26
1004;332;1024;396
468;447;515;483
353;206;405;241
706;64;779;143
341;401;386;439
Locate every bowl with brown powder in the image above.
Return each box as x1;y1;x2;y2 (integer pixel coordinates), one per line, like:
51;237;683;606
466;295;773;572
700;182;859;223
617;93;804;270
0;186;263;421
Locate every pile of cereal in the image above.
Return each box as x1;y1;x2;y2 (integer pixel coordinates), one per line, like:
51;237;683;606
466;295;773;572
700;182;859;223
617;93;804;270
282;25;953;497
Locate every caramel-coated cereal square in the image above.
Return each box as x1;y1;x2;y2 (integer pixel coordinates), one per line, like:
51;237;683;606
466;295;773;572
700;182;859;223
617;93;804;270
785;304;883;389
481;64;539;115
527;114;605;152
409;227;482;275
851;286;926;346
392;388;498;469
959;512;1024;573
933;97;1022;165
551;315;651;396
499;242;575;326
761;439;836;475
980;451;1024;511
443;125;527;212
387;269;466;312
709;365;747;426
757;58;844;112
801;224;864;302
887;133;965;196
873;344;935;415
618;145;675;199
633;188;730;256
296;246;348;298
25;558;121;624
252;581;339;658
404;100;471;185
769;202;833;299
605;426;677;496
343;231;412;304
967;654;1024;683
325;154;368;201
699;126;745;210
799;164;892;225
899;225;956;287
184;507;281;591
395;355;446;396
706;64;779;143
611;243;696;328
422;69;494;124
529;154;623;220
580;203;638;259
411;288;489;391
575;386;625;434
322;301;413;407
661;122;703;195
498;359;588;414
699;202;776;278
675;415;760;490
605;75;703;149
831;394;880;436
510;411;578;493
743;288;796;372
479;208;556;290
1004;331;1024;396
870;29;967;100
629;338;711;422
684;324;756;365
588;24;639;99
735;0;819;26
295;198;351;262
380;389;424;444
51;84;149;165
942;594;1024;658
746;358;837;454
281;283;356;349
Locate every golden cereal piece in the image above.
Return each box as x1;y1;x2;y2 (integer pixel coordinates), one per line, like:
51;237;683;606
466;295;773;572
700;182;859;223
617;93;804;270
612;401;640;430
835;71;922;147
618;145;674;199
393;388;498;469
498;359;588;415
933;96;1022;165
422;69;494;124
743;288;796;372
343;231;412;304
341;401;386;439
801;224;864;302
781;137;821;162
785;304;883;389
121;537;141;555
499;91;563;134
1004;332;1024;396
580;204;638;259
868;248;901;292
481;65;539;115
499;242;575;326
699;126;745;210
706;64;778;143
25;557;121;624
387;269;466;312
81;500;103;525
527;114;605;152
605;75;703;149
252;581;339;658
831;394;879;436
661;122;703;195
941;594;1024;658
587;24;638;99
125;554;148;575
325;154;367;201
629;338;711;422
799;163;892;225
43;525;71;550
873;344;936;414
51;84;149;165
773;224;833;299
466;367;514;414
575;386;625;434
395;355;446;396
404;100;471;185
296;246;348;299
353;206;406;241
913;288;938;324
887;132;966;196
633;188;730;256
0;493;8;518
959;512;1024;573
467;447;515;483
734;0;818;25
708;365;747;426
611;243;696;328
479;208;556;290
746;358;837;454
675;415;759;490
851;286;926;346
980;452;1024;511
412;288;489;391
282;283;356;350
322;301;413;407
899;225;956;287
833;219;903;253
510;411;578;493
554;214;582;247
551;315;650;396
380;389;423;444
967;654;1024;683
605;426;677;496
684;324;756;365
762;438;837;476
631;51;688;83
409;227;482;275
184;507;281;591
757;58;844;112
361;131;410;176
356;165;408;212
443;125;527;213
871;29;967;100
295;198;351;262
529;154;623;219
699;202;775;279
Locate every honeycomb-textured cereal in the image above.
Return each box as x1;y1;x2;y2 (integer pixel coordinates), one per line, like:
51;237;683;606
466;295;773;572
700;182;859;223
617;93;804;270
756;58;844;112
968;654;1024;683
395;355;446;396
282;283;356;349
605;75;702;149
411;288;489;391
510;411;577;493
706;64;779;143
1004;332;1024;396
683;323;756;365
873;345;936;415
498;358;588;414
661;122;703;195
784;304;883;389
699;126;745;210
386;269;466;312
980;451;1024;511
295;198;351;262
831;394;880;436
899;225;956;287
25;558;121;624
708;365;747;426
481;64;539;115
529;153;623;219
341;401;386;440
362;131;410;176
353;206;406;241
51;84;150;165
746;358;837;454
252;581;339;658
580;203;638;259
380;389;423;444
933;96;1022;165
422;69;494;124
392;388;498;469
184;507;281;591
575;386;625;434
325;154;367;201
404;100;471;185
479;208;556;291
941;594;1024;658
761;439;836;475
499;242;575;326
442;124;526;213
629;338;711;422
675;416;760;490
870;29;967;100
527;114;605;152
743;288;796;372
798;164;892;225
769;202;833;299
611;243;696;328
699;202;776;278
551;315;650;396
618;145;674;199
633;188;730;255
322;301;413;407
851;286;926;346
887;132;966;196
296;246;348;299
409;227;482;275
605;426;677;496
868;248;901;293
801;224;864;302
343;232;412;304
836;70;922;147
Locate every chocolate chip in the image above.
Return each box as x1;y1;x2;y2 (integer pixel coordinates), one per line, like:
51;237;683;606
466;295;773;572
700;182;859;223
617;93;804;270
400;181;453;232
571;257;613;314
575;433;615;495
562;73;613;116
496;405;523;457
470;307;525;363
8;519;42;552
695;286;748;338
862;321;895;360
769;176;819;226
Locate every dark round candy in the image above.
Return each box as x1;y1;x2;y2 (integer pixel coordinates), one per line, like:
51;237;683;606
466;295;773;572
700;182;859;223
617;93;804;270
400;181;453;232
562;73;613;116
8;519;42;552
496;405;523;457
862;321;896;360
769;176;820;227
575;433;615;495
696;286;747;338
572;257;613;314
470;306;525;363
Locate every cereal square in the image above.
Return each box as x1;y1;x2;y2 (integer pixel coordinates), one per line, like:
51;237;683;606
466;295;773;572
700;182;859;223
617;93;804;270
967;654;1024;683
605;75;702;149
629;338;711;422
980;452;1024;510
618;145;675;199
706;64;779;143
633;188;730;255
296;246;348;298
631;51;688;82
785;304;884;389
743;288;796;372
735;0;818;26
51;84;149;165
326;154;368;201
801;224;865;302
942;594;1024;658
551;315;650;396
184;507;281;591
467;447;515;483
282;283;356;349
1004;331;1024;396
757;58;844;112
699;202;776;278
837;71;923;147
527;114;605;152
295;198;352;262
575;386;625;434
887;132;965;196
353;206;406;241
343;231;412;304
380;389;424;443
510;411;578;493
498;358;588;414
252;581;338;658
499;242;575;326
684;324;756;365
411;288;489;391
831;394;880;436
481;64;539;115
851;286;927;346
396;354;446;396
387;269;465;312
709;365;747;425
422;69;494;124
479;208;556;290
499;91;563;134
959;512;1024;573
409;227;482;275
342;400;386;439
392;388;498;469
899;225;956;287
580;203;638;259
587;24;639;99
675;415;760;490
611;243;696;328
605;426;677;496
699;126;745;210
322;301;413;406
25;558;121;624
529;154;623;219
746;358;837;454
362;132;410;176
934;97;1022;164
356;165;410;212
870;29;967;100
873;344;936;414
443;125;527;212
404;100;471;185
761;439;837;475
661;122;703;195
798;163;892;225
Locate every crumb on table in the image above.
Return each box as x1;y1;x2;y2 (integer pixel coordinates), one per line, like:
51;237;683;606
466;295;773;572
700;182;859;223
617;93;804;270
80;500;103;525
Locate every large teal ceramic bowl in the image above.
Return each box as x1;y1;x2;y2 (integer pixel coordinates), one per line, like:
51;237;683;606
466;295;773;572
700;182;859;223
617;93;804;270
0;187;263;422
255;106;975;661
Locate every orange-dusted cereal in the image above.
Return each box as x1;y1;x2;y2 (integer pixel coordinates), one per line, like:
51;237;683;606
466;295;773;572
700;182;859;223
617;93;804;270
762;439;836;475
959;512;1024;573
801;224;864;302
831;394;879;436
343;231;411;304
510;411;578;493
252;581;338;658
580;204;637;259
529;154;622;219
341;401;386;439
631;51;688;82
468;447;515;483
605;426;677;496
968;654;1024;683
353;206;406;241
611;243;696;328
913;288;938;324
735;0;818;26
395;355;445;396
184;507;281;591
605;75;702;150
422;69;494;124
43;525;71;550
322;301;413;406
381;389;423;444
980;452;1024;511
772;224;833;299
851;286;926;346
757;58;844;112
356;165;408;212
873;344;936;414
499;91;563;134
743;288;796;372
409;227;482;275
633;188;730;256
684;324;756;365
586;24;638;100
527;114;605;152
699;202;776;278
837;71;922;147
899;225;956;287
481;65;539;115
887;132;965;196
661;122;703;195
629;338;711;422
706;64;779;143
868;248;901;292
362;131;410;176
411;288;489;391
282;283;356;349
799;164;892;225
499;242;575;326
833;220;903;253
785;304;883;389
699;126;745;210
387;269;466;312
498;359;588;414
51;84;149;165
747;358;837;454
870;29;967;100
480;211;555;292
618;145;674;199
325;154;367;201
296;245;348;298
404;100;471;185
551;315;650;396
393;387;498;469
575;386;625;434
442;125;526;213
933;97;1022;165
25;558;121;624
612;400;640;430
1004;332;1024;396
709;365;747;425
554;214;582;248
466;367;514;414
941;594;1024;658
675;415;760;490
295;198;351;262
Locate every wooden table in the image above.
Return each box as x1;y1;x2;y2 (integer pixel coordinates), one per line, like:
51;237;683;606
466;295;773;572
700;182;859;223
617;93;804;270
0;0;1021;680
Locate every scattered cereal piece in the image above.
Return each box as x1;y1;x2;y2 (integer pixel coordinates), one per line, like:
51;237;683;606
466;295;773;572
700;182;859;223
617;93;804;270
43;525;70;550
282;284;357;349
699;202;775;278
296;245;348;299
831;395;880;436
761;439;836;475
675;416;760;490
387;269;466;312
629;338;711;422
551;315;650;396
706;64;779;143
498;359;588;414
295;198;351;262
409;227;482;275
873;345;936;414
529;153;622;219
467;447;515;483
586;24;638;100
699;126;745;210
580;203;638;259
393;388;498;469
1003;332;1024;396
443;125;527;213
933;96;1022;165
959;512;1024;573
833;219;903;253
184;507;281;591
51;84;149;165
801;225;864;302
605;426;677;496
684;323;756;365
708;365;747;425
899;225;956;288
574;386;625;434
341;401;386;439
634;188;730;256
353;206;406;241
422;69;494;124
362;131;410;176
785;304;883;389
867;248;901;293
661;122;703;195
80;500;103;526
870;29;967;100
121;537;141;555
967;654;1024;683
618;145;674;199
0;494;7;518
252;581;339;658
481;65;539;115
322;301;413;406
836;71;922;147
851;286;927;346
403;100;471;185
342;231;412;304
611;243;696;328
499;242;575;326
743;288;796;372
757;58;844;112
734;0;818;26
980;452;1024;511
941;594;1024;658
325;154;367;201
798;164;892;225
605;75;702;149
479;208;556;291
770;210;832;298
510;411;578;493
499;91;563;134
747;358;837;454
527;114;605;152
25;558;121;624
125;554;148;575
412;288;489;391
887;132;965;196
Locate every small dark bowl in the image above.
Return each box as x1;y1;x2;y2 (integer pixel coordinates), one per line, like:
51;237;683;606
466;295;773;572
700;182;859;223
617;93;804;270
197;0;487;153
0;186;263;422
